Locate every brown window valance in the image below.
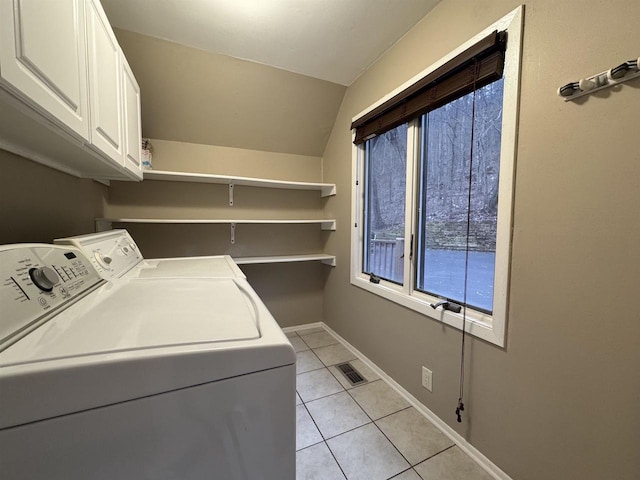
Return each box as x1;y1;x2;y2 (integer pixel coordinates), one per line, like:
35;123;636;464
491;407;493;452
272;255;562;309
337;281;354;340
351;30;507;145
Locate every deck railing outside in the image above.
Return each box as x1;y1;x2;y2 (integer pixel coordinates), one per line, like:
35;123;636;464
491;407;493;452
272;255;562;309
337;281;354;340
369;237;404;282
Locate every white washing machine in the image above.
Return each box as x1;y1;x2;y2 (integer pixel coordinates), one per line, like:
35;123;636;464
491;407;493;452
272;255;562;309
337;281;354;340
55;229;246;281
0;243;295;480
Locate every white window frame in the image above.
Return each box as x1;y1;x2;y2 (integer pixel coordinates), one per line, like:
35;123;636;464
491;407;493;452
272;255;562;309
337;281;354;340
350;6;523;347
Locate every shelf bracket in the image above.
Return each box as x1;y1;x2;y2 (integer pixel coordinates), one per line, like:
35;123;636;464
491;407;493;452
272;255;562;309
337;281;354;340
321;220;337;231
229;182;234;206
230;222;236;244
321;257;337;267
321;185;337;197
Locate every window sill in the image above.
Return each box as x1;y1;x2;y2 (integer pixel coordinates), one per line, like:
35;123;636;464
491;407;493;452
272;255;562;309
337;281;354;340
350;275;505;347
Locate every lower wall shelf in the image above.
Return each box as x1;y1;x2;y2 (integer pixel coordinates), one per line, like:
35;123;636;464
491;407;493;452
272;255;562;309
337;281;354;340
234;254;336;267
96;218;336;231
94;219;336;260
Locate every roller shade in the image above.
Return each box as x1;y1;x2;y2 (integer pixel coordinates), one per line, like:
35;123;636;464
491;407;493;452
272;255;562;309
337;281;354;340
351;30;507;144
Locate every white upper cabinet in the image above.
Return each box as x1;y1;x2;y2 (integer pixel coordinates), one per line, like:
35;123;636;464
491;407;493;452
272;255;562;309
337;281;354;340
121;56;142;179
0;0;90;139
0;0;142;181
85;0;124;165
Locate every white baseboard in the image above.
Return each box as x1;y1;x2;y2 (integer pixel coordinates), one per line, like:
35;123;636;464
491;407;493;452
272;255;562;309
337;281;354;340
289;322;513;480
282;322;323;334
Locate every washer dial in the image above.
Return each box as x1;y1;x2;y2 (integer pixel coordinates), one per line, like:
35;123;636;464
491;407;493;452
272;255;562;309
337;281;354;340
29;266;59;292
94;252;113;269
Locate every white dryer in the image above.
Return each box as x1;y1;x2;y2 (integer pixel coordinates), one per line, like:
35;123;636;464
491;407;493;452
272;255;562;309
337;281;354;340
0;244;295;480
55;229;246;280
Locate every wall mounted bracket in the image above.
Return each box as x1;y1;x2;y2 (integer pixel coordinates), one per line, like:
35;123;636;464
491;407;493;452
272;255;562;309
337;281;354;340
558;57;640;101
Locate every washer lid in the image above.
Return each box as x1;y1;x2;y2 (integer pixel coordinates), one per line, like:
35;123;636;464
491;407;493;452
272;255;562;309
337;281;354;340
0;278;259;366
133;256;246;279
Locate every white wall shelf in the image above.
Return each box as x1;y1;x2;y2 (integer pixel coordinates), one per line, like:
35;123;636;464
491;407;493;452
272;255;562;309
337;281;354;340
143;170;336;197
95;218;336;245
100;171;337;262
97;218;336;229
234;254;336;267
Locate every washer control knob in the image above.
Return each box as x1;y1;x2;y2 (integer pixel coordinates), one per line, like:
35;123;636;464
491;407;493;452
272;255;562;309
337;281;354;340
94;252;113;269
29;266;59;292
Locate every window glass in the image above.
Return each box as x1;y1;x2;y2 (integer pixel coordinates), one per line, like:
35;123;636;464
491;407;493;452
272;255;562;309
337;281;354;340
363;123;408;284
416;79;504;312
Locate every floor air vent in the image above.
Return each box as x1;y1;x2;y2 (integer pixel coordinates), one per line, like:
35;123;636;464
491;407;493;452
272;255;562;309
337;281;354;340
335;362;367;386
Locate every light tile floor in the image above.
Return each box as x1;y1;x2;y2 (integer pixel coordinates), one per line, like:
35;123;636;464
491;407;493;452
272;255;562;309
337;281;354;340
287;327;494;480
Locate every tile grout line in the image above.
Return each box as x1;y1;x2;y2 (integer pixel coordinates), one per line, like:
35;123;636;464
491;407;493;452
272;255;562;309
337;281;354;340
294;328;446;479
388;467;424;480
300;398;349;480
298;368;382;404
297;330;341;350
343;384;416;474
336;358;455;474
305;329;435;474
322;440;349;480
295;349;324;375
298;354;393;479
322;362;415;473
297;344;346;473
293;327;487;479
373;404;413;422
303;381;402;443
413;444;457;469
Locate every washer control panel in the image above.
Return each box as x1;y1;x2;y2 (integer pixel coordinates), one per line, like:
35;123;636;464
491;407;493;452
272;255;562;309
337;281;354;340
55;229;143;280
0;244;103;349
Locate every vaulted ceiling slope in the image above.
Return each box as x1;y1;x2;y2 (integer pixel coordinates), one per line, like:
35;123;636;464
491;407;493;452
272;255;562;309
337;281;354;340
102;0;441;86
106;1;441;156
114;29;346;157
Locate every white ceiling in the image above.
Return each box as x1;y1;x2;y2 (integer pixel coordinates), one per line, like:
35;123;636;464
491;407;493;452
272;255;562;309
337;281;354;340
101;0;441;86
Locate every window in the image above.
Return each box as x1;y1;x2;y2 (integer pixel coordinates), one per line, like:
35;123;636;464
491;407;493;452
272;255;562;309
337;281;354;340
350;8;522;346
417;79;504;314
363;123;408;285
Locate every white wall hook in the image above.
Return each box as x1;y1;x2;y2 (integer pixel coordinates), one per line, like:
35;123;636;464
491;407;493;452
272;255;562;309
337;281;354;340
579;78;595;91
558;55;640;101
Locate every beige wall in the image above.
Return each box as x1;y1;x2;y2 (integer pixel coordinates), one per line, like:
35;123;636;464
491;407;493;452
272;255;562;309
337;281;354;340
322;1;640;479
114;29;346;157
148;138;323;182
0;150;107;244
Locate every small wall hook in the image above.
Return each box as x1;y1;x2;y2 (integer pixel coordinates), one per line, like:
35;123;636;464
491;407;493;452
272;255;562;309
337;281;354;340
558;82;579;97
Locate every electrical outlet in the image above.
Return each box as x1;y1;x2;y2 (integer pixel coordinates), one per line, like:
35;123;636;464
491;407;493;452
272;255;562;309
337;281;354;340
422;366;433;392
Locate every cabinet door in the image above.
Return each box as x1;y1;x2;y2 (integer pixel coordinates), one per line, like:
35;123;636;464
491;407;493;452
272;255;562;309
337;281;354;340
121;56;142;179
0;0;89;139
85;0;123;165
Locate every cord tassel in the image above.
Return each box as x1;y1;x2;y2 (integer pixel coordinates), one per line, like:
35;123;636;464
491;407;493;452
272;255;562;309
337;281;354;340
455;398;465;423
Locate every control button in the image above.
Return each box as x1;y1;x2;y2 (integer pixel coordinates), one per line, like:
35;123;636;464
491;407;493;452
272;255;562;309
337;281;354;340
29;267;59;292
38;297;48;306
94;252;113;269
